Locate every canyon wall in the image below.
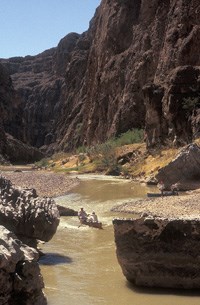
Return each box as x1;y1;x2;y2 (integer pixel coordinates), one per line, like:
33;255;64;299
0;63;43;163
1;0;200;153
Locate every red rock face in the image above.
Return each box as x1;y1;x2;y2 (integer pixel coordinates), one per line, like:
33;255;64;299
1;0;200;152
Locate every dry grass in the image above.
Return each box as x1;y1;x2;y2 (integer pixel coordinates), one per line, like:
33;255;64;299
195;138;200;146
116;142;179;177
130;147;179;177
48;142;181;178
48;143;179;177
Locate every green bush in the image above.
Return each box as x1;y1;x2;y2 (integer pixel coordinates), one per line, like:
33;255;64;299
75;129;143;174
87;142;121;174
113;129;144;146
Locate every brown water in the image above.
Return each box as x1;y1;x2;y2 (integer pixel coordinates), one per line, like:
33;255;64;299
39;175;200;305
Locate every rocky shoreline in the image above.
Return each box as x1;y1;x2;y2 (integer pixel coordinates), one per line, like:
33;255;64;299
2;167;200;219
112;184;200;289
2;170;80;197
0;175;60;304
111;189;200;219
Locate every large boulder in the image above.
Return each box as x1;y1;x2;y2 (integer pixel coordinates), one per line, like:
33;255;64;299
0;225;47;305
156;143;200;190
113;215;200;289
0;176;60;248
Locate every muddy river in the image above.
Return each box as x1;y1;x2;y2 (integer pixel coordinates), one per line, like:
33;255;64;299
39;175;200;305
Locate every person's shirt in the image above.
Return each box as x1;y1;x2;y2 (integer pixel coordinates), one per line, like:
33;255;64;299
92;214;98;222
78;210;87;218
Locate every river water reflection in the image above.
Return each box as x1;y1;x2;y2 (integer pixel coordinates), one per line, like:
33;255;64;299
39;175;200;305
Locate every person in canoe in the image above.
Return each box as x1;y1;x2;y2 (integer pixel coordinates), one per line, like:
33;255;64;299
78;209;102;229
88;211;98;223
78;207;88;223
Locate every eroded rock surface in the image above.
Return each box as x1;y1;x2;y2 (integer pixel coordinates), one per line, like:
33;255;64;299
156;143;200;190
0;176;60;248
0;225;47;305
113;216;200;289
0;176;60;303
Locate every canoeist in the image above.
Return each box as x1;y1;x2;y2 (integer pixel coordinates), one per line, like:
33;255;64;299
78;207;88;222
78;210;102;229
88;211;98;223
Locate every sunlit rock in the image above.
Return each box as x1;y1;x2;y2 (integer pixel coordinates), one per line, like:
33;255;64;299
156;143;200;190
0;176;60;248
0;225;47;305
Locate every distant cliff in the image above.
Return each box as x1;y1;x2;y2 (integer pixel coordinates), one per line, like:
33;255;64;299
1;0;200;154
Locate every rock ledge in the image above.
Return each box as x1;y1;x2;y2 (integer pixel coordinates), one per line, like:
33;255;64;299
113;215;200;289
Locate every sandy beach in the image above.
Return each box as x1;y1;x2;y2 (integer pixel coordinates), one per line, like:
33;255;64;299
1;170;79;198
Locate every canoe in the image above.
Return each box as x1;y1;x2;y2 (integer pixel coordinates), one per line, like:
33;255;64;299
79;220;103;229
147;191;178;198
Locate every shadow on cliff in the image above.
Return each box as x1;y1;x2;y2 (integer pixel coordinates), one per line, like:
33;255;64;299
126;282;200;297
39;252;73;265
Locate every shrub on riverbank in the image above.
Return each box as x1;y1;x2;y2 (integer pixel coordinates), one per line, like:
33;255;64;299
77;129;143;174
36;129;144;174
76;129;144;155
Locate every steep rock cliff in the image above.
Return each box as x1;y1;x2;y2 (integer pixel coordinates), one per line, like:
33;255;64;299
0;63;43;162
1;0;200;152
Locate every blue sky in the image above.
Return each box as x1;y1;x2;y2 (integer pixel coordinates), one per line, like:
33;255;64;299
0;0;101;58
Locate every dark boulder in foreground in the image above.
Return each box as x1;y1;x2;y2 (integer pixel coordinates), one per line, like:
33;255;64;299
156;143;200;190
113;216;200;289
